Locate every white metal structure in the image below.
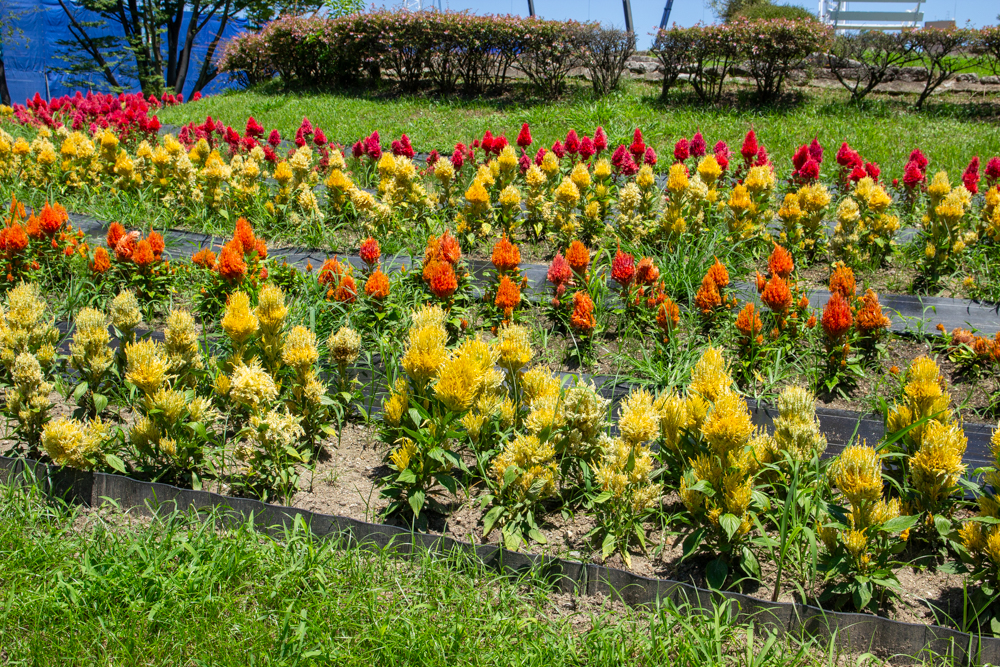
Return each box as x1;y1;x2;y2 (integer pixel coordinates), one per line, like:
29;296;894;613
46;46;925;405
819;0;924;31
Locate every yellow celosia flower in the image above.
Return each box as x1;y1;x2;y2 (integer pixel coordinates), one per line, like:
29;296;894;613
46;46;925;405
328;326;361;368
110;289;143;337
554;177;580;208
570;162;591;191
229;359;278;410
465;179;490;207
831;442;883;509
124;339;169;396
282;326;319;372
390;438;418;471
654;392;687;452
618;389;659;445
666;163;689;194
496;323;532;372
520;365;560;406
222;291;260;345
255;284;287;338
689;346;732;404
401;323;447;387
492;433;557;499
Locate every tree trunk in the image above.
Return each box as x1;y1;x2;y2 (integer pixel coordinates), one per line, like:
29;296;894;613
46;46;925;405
192;0;230;95
0;58;10;107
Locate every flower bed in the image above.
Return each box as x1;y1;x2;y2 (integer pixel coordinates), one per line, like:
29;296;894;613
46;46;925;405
1;106;1000;638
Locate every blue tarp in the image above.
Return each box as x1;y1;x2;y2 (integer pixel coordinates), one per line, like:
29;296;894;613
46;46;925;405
2;0;246;104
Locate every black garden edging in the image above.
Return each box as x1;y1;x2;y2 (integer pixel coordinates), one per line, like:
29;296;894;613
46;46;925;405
0;454;996;664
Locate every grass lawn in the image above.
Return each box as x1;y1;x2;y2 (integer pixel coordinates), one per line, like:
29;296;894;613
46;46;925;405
159;79;1000;179
0;482;860;667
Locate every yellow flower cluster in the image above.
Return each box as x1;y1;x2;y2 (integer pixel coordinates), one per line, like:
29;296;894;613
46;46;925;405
830;178;899;267
919;172;978;272
42;417;111;469
778;183;831;255
0;282;58;371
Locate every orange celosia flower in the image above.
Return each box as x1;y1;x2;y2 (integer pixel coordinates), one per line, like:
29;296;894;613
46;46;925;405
761;276;792;313
855;289;890;335
90;246;111;274
427;260;458;299
806;315;817;328
25;214;41;239
736;302;763;339
566;240;590;275
611;248;635;288
695;274;722;314
829;262;856;300
491;235;521;273
440;231;461;264
114;231;140;261
656;298;680;337
636;257;660;286
822;292;853;340
0;223;29;255
132;239;155;267
706;258;729;289
217;238;247;283
106;222;126;249
768;244;794;279
148;231;165;259
254;239;268;260
319;258;345;286
234;217;256;254
359;237;380;266
192;248;216;268
495;274;521;317
755;271;767;294
365;268;390;299
333;274;357;303
570;291;596;334
38;203;64;237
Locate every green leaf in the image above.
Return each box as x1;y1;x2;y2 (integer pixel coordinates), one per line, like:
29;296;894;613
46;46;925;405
933;514;952;538
602;532;616;560
483;505;504;536
104;454;127;474
682;528;705;561
502;526;521;551
880;514;919;534
719;513;741;541
528;528;546;545
92;393;108;414
72;382;89;402
502;466;519;490
706;558;728;590
397;468;417;484
853;582;872;610
436;474;458;496
408;489;425;518
741;546;761;579
686;478;715;496
593;490;613;504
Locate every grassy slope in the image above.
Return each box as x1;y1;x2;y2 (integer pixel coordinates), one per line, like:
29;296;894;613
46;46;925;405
0;484;849;667
159;80;1000;179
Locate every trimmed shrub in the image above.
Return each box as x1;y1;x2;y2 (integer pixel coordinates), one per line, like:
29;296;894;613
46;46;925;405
907;27;982;109
734;2;817;21
982;25;1000;76
732;18;831;102
650;26;696;99
518;19;588;99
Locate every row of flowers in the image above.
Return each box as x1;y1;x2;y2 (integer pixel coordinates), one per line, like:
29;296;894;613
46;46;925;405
2;113;999;282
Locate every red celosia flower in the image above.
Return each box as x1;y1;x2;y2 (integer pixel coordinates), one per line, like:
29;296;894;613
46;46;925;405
855;289;890;335
656;298;680;338
593;126;608;153
132;239;155;267
864;162;880;182
735;302;763;340
570;291;596;334
148;231;165;259
427;260;458;299
706;258;729;289
547;252;572;288
491;235;521;273
234;217;255;254
695;275;722;314
629;128;645;160
635;257;659;286
551;140;565;159
740;130;758;163
578;137;596;160
674;138;689;162
319;257;345;286
495;275;521;317
690;131;706;158
829;262;856;300
767;244;794;279
793;145;810;171
192;247;216;268
90;246;111;274
516;123;532;149
903;161;925;189
643;147;657;166
985;157;1000;183
761;276;792;313
962;156;980;195
565;129;580;155
822;292;853;341
333;274;357;303
114;231;140;261
809;137;823;163
714;141;730;170
217;239;246;282
365;269;390;299
566;241;590;275
106;222;126;249
611;248;635;288
909;148;928;171
836;142;858;168
359;237;380;266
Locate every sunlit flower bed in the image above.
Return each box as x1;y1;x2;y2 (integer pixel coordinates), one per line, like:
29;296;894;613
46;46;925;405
1;100;1000;631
